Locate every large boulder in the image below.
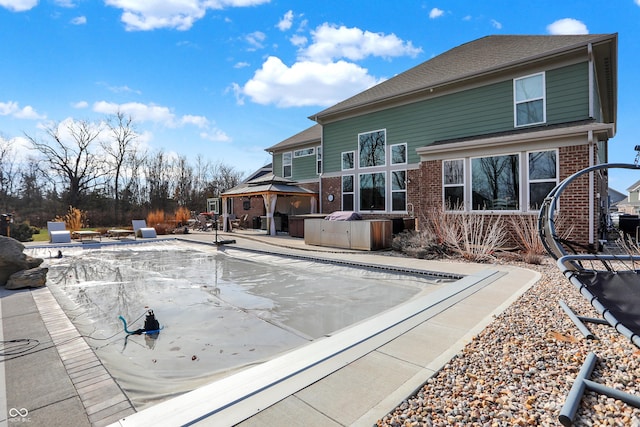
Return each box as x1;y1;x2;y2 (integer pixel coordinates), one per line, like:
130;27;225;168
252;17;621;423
0;236;44;286
6;267;48;290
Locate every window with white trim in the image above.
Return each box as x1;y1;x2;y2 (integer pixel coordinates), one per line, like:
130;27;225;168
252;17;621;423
358;129;386;168
514;73;545;127
316;146;322;175
391;143;407;165
282;151;292;178
443;159;464;210
294;147;314;157
342;151;354;170
359;172;386;211
471;154;520;211
342;175;354;211
528;150;557;210
391;170;406;211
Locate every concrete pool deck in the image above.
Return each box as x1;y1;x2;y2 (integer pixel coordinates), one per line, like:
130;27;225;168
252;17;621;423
1;230;540;426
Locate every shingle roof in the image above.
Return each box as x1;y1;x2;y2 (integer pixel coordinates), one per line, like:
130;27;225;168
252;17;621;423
265;124;321;152
311;34;616;121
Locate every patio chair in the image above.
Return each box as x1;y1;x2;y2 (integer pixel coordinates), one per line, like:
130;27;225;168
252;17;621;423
47;221;71;243
132;220;157;238
538;163;640;425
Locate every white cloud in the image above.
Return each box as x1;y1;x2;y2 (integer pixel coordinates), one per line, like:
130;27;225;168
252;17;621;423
200;129;231;142
0;0;38;12
491;19;502;30
0;100;45;119
54;0;75;7
636;0;640;5
277;10;293;31
181;114;209;128
289;34;307;47
245;31;266;50
546;18;589;35
299;23;422;63
93;101;176;124
234;61;250;68
73;101;89;109
238;56;382;107
429;7;444;19
104;0;270;31
71;15;86;25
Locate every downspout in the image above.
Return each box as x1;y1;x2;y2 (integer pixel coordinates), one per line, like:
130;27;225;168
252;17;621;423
588;130;595;246
587;43;595;247
318;125;323;213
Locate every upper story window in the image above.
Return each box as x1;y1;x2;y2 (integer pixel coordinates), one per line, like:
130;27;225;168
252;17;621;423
342;151;355;170
391;143;407;165
282;151;292;178
316;146;322;175
294;147;315;157
514;73;545;127
358;129;386;168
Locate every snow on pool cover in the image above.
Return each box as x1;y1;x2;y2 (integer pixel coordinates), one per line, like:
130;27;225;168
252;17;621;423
31;241;443;409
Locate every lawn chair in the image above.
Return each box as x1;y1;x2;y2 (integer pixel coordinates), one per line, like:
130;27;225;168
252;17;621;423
47;221;71;243
132;220;157;238
539;163;640;426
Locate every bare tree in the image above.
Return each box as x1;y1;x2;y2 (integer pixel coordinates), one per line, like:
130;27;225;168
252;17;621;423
0;135;18;212
102;111;138;224
25;119;105;209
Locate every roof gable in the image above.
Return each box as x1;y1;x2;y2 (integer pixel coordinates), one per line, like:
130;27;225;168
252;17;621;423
265;124;321;152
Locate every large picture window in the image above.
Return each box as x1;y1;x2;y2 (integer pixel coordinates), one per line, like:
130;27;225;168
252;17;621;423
471;154;520;211
359;172;385;211
528;150;557;210
342;175;354;211
391;170;406;211
514;73;545;127
282;152;292;178
316;146;322;175
358;130;386;168
443;159;464;210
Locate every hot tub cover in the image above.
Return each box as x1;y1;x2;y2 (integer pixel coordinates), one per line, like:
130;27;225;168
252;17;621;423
324;211;362;221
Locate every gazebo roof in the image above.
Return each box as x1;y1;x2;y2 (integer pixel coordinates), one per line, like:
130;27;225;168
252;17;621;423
222;173;316;197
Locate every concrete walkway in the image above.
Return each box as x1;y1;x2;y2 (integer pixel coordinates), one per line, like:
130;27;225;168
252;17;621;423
1;230;539;427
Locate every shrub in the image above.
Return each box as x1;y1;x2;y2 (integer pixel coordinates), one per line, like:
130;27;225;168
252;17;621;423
54;206;87;230
175;206;191;226
9;222;38;242
147;210;165;226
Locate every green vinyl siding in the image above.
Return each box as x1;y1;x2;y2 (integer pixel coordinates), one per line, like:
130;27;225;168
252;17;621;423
272;147;319;180
546;62;589;124
323;80;513;174
323;62;590;174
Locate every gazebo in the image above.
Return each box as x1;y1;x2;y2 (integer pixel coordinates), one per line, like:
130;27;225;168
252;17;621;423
220;173;318;235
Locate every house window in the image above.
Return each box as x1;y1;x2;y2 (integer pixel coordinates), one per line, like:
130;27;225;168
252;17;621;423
316;146;322;175
443;159;464;210
282;152;292;178
391;170;406;211
360;172;385;211
471;154;520;211
294;147;314;157
528;150;557;210
391;143;407;164
342;151;354;170
358;129;386;168
514;73;545;127
342;175;354;210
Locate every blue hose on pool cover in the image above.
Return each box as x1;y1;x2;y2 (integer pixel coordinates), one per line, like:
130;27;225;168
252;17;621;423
119;310;163;335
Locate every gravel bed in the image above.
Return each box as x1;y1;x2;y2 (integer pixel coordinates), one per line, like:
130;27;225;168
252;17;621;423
376;257;640;427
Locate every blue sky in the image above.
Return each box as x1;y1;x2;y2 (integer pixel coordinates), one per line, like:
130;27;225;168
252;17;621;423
1;0;639;191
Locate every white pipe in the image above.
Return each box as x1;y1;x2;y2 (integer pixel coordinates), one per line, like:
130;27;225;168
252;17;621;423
588;131;594;245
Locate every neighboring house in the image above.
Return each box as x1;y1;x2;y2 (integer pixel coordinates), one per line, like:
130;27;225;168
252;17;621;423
267;34;617;247
615;180;640;215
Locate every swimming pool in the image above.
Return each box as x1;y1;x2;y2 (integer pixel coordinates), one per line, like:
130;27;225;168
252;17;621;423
29;241;445;409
